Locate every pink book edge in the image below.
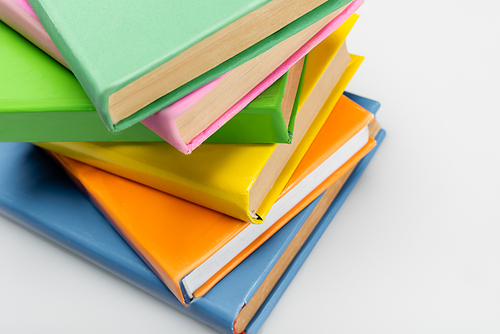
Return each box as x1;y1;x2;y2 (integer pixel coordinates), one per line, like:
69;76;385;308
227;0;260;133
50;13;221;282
12;0;36;17
0;0;68;67
142;0;363;154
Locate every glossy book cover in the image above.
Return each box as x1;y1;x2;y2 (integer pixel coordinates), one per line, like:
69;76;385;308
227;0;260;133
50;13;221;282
0;127;384;333
36;40;364;223
50;94;376;303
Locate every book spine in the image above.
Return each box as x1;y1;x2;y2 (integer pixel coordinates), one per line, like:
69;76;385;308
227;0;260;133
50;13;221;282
245;129;386;333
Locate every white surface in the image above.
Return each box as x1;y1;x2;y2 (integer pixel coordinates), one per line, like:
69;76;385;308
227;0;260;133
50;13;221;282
1;1;500;333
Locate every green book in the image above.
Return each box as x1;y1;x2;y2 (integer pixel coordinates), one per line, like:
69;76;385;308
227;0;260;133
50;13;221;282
207;57;306;144
28;0;351;132
0;22;302;143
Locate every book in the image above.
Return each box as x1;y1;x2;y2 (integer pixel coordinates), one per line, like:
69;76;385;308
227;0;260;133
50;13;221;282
344;91;381;113
0;20;302;144
28;0;355;132
205;59;305;144
0;125;385;333
51;94;377;303
36;38;362;224
208;31;371;144
0;7;362;152
139;8;361;153
0;21;154;142
0;0;68;67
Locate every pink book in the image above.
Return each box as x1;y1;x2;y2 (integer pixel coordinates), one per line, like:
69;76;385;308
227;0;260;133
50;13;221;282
0;0;68;67
0;0;362;154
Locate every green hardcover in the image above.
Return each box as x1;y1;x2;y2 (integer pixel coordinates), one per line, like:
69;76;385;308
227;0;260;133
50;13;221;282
27;0;351;132
206;56;307;144
0;22;299;143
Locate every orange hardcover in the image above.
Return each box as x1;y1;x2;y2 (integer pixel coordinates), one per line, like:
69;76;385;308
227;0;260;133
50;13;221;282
196;95;375;296
52;95;375;304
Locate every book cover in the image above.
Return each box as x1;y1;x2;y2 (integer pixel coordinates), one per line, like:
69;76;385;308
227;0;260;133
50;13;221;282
51;94;376;303
0;10;361;149
0;21;157;142
0;126;384;333
0;20;305;144
35;44;363;224
0;0;68;67
205;58;305;144
140;7;361;153
204;13;359;144
28;0;354;132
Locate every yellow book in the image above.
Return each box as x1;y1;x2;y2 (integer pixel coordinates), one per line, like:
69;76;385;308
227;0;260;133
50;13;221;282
37;16;360;223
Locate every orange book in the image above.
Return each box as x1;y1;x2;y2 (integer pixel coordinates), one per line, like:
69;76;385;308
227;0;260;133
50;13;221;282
52;95;375;305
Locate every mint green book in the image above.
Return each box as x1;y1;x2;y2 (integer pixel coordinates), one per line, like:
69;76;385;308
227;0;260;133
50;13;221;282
28;0;351;132
0;21;301;143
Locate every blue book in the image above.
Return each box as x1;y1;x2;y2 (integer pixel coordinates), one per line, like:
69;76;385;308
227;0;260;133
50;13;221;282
0;94;384;334
344;91;381;114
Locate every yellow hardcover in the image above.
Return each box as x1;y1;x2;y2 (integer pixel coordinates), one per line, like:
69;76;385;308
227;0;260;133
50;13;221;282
36;16;359;223
258;53;363;218
49;94;375;304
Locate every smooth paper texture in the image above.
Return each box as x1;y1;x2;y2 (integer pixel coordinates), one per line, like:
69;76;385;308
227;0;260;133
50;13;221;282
0;126;384;333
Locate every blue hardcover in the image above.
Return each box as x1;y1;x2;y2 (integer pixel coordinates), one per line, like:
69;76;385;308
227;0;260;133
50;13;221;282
0;95;384;334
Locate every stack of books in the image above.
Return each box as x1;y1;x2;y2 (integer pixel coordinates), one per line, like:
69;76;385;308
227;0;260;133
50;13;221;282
0;0;386;332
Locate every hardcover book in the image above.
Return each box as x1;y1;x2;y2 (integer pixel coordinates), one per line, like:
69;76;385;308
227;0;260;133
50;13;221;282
0;20;303;144
0;9;362;150
0;125;384;333
203;13;360;144
206;59;305;144
51;94;377;303
36;37;362;223
140;8;361;152
28;0;355;133
0;0;68;67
